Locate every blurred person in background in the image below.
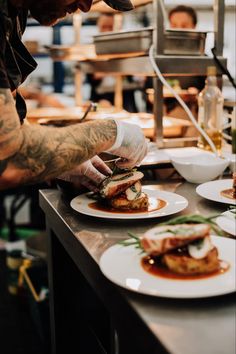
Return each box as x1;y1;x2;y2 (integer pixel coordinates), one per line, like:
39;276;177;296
87;13;138;112
168;5;205;93
145;4;205;114
168;5;197;29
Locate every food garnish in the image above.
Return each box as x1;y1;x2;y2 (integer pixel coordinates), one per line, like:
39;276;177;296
120;214;224;249
119;214;226;276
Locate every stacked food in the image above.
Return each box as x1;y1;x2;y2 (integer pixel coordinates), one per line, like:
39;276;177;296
99;171;149;210
140;223;219;275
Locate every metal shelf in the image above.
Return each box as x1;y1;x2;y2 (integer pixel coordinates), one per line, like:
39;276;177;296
79;54;227;76
79;0;227;148
46;0;227;148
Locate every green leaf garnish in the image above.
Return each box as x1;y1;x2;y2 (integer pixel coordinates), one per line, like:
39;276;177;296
158;214;224;236
119;232;142;250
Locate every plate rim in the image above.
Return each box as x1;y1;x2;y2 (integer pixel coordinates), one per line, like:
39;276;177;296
216;214;236;236
196;179;235;205
99;235;236;299
70;188;188;220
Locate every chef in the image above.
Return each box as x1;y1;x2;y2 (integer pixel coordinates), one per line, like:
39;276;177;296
0;0;147;191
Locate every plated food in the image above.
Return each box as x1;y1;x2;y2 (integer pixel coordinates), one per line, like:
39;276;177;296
120;215;227;280
140;224;223;278
196;179;236;205
99;171;149;211
71;188;188;219
99;231;236;298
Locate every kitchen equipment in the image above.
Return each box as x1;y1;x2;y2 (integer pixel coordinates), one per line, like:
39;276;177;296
126;114;192;138
93;27;207;56
171;153;229;184
45;44;96;61
80;102;98;122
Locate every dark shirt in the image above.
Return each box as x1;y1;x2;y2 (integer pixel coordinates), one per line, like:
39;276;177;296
0;0;37;122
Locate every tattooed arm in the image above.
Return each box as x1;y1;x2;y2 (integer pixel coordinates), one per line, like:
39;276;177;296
0;88;117;189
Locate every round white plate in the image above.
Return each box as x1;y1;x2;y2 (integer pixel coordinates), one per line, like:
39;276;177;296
196;179;236;205
70;188;188;220
216;211;236;236
99;236;236;298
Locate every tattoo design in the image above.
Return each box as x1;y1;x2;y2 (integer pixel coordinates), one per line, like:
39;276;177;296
0;88;117;188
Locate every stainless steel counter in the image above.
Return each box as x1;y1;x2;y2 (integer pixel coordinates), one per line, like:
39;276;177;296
39;180;235;354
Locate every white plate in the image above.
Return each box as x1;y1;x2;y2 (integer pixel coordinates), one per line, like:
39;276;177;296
70;188;188;220
99;236;236;298
196;179;236;205
216;211;236;236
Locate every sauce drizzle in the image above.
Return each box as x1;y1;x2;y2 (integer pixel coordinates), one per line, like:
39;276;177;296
220;188;236;200
88;197;166;214
141;255;230;280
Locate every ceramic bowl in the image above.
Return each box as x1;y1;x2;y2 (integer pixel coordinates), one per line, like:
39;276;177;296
171;153;229;184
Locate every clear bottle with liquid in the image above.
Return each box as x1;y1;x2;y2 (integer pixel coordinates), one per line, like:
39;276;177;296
231;107;236;154
197;66;224;152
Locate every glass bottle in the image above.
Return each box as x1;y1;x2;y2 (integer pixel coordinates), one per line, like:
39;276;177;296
231;107;236;154
197;66;224;152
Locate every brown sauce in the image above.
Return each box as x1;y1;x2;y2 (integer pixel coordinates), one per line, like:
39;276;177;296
88;197;166;214
220;188;236;200
141;255;230;280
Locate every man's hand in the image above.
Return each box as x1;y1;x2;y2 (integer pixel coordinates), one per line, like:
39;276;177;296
106;120;148;169
58;156;112;192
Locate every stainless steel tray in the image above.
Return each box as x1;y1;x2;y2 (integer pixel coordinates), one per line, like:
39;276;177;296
164;29;206;55
94;28;153;55
45;44;96;61
93;27;206;56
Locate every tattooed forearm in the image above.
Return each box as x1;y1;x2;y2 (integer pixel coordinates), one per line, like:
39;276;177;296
0;94;116;189
1;88;117;188
12;120;117;184
0;89;22;162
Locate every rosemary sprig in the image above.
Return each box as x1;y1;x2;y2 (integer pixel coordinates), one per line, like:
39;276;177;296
119;214;225;250
119;232;143;250
158;214;224;236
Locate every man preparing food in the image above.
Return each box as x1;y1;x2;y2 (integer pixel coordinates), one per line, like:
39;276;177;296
0;0;147;191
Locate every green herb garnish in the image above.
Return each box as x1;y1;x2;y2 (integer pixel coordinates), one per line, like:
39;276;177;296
158;214;224;236
119;214;225;250
119;232;143;250
130;185;137;193
190;238;204;249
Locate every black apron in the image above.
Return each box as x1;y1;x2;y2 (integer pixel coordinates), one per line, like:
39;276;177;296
0;0;37;123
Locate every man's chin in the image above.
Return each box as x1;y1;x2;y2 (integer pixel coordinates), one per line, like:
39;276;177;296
30;12;65;26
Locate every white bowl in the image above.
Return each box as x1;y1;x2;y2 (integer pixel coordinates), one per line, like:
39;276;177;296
171;153;229;184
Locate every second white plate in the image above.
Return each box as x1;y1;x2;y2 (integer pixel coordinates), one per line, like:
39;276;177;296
70;188;188;220
196;179;236;205
216;211;236;236
99;236;236;298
